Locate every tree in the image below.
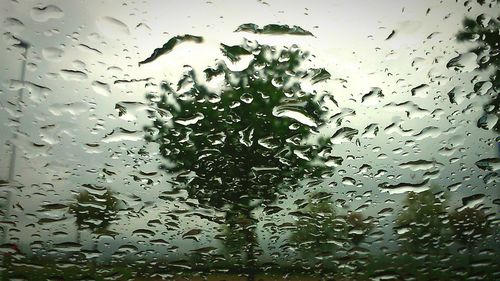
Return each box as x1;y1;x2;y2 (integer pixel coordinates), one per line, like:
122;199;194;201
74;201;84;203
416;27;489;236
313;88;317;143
289;193;346;272
144;41;331;280
456;15;499;132
344;212;373;277
393;188;453;280
345;212;373;247
220;209;253;267
448;207;491;262
68;186;119;259
290;193;374;278
395;188;450;255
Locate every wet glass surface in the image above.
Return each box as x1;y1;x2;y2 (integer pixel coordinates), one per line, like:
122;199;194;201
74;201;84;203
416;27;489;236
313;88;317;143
0;0;498;280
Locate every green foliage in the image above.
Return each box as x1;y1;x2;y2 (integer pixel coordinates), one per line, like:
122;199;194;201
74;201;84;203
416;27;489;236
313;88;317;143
1;258;136;281
144;42;331;211
456;16;499;75
289;193;373;274
220;43;252;63
144;40;331;281
345;212;374;247
448;207;491;247
234;23;314;36
456;15;499;132
69;187;119;233
220;208;255;265
289;194;346;267
395;188;450;254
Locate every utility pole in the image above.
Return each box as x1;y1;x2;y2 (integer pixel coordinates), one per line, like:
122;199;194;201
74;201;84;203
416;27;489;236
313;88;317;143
8;39;30;182
2;38;30;246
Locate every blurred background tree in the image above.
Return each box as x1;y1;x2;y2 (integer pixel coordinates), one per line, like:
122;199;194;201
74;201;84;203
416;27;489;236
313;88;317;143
448;207;492;266
69;186;120;259
289;192;346;274
344;212;373;277
345;212;373;248
219;209;253;268
394;187;452;279
395;188;451;255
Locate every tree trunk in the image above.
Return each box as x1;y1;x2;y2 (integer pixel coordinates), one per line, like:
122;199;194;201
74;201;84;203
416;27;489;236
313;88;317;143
467;244;474;278
242;208;257;281
76;229;81;245
76;229;82;262
90;231;99;277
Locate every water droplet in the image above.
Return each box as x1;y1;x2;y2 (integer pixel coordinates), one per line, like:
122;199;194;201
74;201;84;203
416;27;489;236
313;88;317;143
102;128;143;143
379;179;430;194
446;52;478;71
239;126;254;147
399;160;443;171
273;105;317;127
475;158;500;171
240;93;254;103
96;16;130;38
59;69;88;81
30;5;64;22
330;127;358;144
410;84;430;97
48;102;88;116
3;17;25;33
91;81;111;96
42;47;64;62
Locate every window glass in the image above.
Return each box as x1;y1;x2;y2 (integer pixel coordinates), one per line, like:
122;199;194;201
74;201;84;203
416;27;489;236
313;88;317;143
0;0;498;280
